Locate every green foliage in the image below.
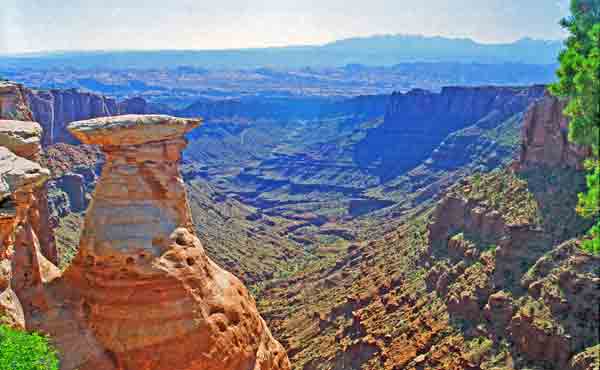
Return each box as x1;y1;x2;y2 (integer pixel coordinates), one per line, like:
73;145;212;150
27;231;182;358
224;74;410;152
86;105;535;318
550;0;600;254
579;160;600;254
0;325;59;370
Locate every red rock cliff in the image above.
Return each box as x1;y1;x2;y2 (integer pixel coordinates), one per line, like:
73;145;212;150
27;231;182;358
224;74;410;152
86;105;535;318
519;92;590;169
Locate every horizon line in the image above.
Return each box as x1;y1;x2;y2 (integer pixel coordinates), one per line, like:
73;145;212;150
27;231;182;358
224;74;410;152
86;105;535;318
0;33;565;58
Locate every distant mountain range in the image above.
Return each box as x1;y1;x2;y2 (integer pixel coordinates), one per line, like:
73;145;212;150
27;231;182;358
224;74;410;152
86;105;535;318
0;34;563;70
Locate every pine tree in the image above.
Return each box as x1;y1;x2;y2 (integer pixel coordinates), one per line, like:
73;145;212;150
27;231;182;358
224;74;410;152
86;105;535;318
550;0;600;254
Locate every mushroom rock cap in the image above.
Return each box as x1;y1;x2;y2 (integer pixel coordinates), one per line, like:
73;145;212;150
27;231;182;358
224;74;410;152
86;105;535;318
67;114;202;146
0;147;49;200
0;120;43;158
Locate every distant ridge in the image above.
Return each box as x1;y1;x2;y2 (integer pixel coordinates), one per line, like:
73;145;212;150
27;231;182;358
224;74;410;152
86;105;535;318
0;34;563;70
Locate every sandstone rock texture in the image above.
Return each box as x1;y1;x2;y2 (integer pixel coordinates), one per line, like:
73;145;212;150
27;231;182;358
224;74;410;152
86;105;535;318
1;85;59;264
0;118;58;268
0;82;34;122
0;146;58;329
519;93;590;169
23;115;290;370
0;120;43;162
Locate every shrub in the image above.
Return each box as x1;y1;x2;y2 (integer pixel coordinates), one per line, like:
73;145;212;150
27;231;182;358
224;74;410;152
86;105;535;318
0;325;59;370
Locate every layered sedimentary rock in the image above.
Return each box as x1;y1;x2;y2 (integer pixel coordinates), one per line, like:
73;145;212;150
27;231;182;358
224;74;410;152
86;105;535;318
0;117;58;265
24;114;290;370
0;120;43;161
26;88;120;146
519;93;590;169
358;85;545;179
24;86;170;146
0;82;34;122
0;146;58;329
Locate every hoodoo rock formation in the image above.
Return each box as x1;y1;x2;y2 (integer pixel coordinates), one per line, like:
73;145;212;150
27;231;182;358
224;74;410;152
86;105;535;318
20;115;290;370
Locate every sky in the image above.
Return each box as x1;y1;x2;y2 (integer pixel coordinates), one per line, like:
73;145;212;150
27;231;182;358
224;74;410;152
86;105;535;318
1;0;571;54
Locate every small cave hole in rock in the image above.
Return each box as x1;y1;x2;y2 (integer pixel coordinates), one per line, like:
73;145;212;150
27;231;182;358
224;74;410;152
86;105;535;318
176;235;188;246
186;257;196;266
0;195;15;210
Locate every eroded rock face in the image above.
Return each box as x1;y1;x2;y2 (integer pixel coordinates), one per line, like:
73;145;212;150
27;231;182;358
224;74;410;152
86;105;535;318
0;82;34;122
25;87;167;147
0;120;43;161
1;88;59;264
519;93;590;169
26;88;119;146
27;115;290;370
0;147;49;199
0;147;58;329
359;85;545;179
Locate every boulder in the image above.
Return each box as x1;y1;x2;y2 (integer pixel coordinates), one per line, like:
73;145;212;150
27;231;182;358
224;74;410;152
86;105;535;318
0;147;49;200
0;120;43;161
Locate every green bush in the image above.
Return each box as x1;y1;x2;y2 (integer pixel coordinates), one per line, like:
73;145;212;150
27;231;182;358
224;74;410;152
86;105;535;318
0;325;59;370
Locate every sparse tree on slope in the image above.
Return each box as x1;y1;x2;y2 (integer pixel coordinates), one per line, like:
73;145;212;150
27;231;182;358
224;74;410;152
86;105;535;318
551;0;600;254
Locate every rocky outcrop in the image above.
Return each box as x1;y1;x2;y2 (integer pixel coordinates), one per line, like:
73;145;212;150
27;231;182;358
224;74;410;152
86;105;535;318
22;115;290;370
519;93;590;169
25;86;165;146
357;85;545;180
427;195;508;244
0;82;34;122
0;120;43;161
26;88;120;145
0;117;59;265
0;146;58;329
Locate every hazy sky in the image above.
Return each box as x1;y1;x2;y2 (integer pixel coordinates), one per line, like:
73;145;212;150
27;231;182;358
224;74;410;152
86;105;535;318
1;0;570;54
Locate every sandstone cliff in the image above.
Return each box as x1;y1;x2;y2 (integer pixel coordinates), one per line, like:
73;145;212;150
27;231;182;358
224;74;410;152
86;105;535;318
25;88;120;146
358;85;546;180
519;92;590;169
0;82;34;121
23;86;168;146
0;86;60;264
0;122;59;330
16;115;290;370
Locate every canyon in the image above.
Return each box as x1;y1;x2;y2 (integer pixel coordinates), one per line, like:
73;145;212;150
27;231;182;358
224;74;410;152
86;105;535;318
0;73;597;370
256;93;599;370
